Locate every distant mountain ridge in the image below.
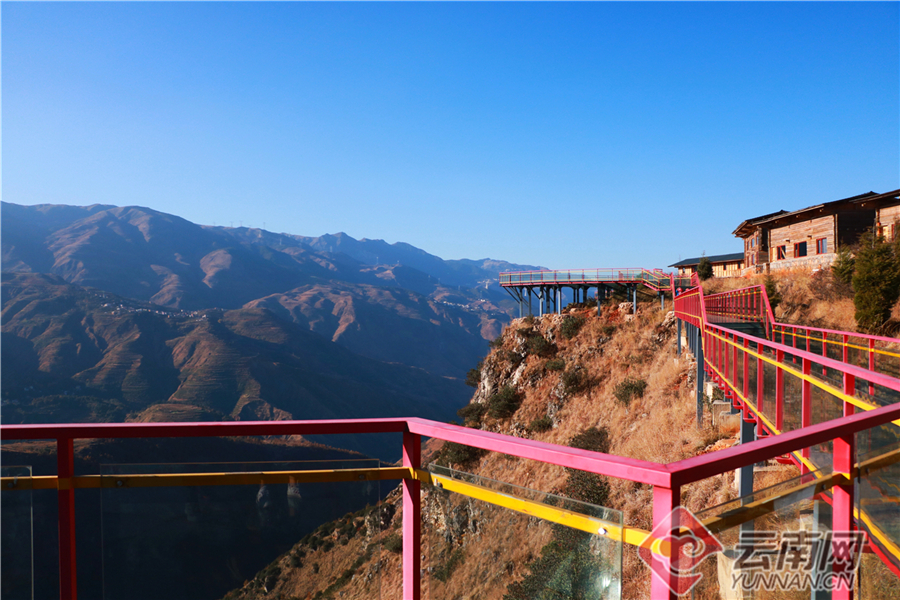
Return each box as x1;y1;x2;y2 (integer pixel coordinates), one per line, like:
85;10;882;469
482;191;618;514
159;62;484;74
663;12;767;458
2;201;541;381
1;272;468;459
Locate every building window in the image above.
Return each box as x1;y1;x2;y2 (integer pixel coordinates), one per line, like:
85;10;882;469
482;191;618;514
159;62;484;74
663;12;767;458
777;246;786;260
794;242;807;258
816;238;827;254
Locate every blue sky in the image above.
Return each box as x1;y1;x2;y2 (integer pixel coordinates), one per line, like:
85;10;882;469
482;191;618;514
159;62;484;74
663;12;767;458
4;2;898;269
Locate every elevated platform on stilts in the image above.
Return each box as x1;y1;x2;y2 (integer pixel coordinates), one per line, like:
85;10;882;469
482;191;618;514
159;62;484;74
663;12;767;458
499;268;675;316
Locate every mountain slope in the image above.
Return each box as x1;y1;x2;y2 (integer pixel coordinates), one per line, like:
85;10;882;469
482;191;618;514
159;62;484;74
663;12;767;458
1;272;470;459
246;281;504;377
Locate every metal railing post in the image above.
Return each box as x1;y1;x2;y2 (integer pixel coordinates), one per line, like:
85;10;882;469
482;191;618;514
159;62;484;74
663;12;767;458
402;432;421;600
843;373;856;418
776;349;784;432
742;337;749;402
868;338;875;396
757;342;765;436
651;485;682;600
831;433;856;600
58;437;77;600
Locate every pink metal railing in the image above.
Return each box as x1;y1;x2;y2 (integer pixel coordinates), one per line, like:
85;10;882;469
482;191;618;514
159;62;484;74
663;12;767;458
4;403;900;600
674;278;900;585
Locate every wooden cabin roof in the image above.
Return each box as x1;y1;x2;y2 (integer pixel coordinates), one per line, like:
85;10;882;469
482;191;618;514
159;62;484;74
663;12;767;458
731;190;900;238
668;252;744;268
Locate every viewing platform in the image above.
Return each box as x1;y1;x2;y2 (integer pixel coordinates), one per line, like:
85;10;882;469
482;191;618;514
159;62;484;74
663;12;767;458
499;268;687;316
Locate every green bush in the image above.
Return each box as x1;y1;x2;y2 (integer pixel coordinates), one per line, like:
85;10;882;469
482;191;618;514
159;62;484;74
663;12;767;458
852;229;900;332
831;247;856;287
613;377;647;406
561;369;588;396
764;275;782;313
525;335;553;357
457;402;487;426
435;441;486;468
697;256;713;281
528;416;553;432
563;470;610;505
567;426;610;453
503;350;525;368
545;358;565;372
464;362;482;387
601;324;616;337
560;315;586;339
487;386;522;418
433;549;465;582
383;533;403;554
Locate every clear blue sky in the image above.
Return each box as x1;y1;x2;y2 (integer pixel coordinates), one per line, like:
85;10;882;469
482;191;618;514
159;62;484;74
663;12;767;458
4;2;898;269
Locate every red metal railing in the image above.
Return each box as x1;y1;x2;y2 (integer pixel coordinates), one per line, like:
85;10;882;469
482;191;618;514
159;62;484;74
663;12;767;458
5;402;900;600
674;278;900;586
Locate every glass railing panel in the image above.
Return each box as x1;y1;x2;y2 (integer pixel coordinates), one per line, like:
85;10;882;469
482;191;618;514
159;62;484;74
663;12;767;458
422;465;622;600
692;469;836;599
1;466;33;600
781;372;803;434
856;435;900;598
100;459;381;600
743;352;756;408
870;381;900;408
809;385;843;468
735;352;745;402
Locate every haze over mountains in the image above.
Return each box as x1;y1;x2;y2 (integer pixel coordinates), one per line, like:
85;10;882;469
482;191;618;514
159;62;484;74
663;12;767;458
1;202;544;458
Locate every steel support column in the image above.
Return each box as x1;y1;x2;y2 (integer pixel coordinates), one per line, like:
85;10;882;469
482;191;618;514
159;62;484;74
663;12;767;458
695;325;705;425
676;319;682;356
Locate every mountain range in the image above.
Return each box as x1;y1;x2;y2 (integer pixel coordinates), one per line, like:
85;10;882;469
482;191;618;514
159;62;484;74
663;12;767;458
1;202;544;458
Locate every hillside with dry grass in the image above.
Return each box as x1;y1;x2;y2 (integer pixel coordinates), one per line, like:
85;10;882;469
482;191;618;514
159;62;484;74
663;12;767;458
223;300;808;600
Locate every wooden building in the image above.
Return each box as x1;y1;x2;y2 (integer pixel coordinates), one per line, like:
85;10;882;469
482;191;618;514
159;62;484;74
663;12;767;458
668;253;744;278
732;190;900;275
